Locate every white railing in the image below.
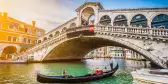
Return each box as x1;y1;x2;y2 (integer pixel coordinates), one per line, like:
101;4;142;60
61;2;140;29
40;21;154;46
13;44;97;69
34;25;168;50
96;25;168;37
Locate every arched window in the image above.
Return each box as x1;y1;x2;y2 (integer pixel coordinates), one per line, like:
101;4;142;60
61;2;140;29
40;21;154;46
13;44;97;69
8;36;12;41
131;14;147;27
88;15;95;25
49;34;53;38
99;15;111;25
43;37;47;41
114;15;127;26
69;23;76;28
151;14;168;29
38;40;41;43
2;46;17;58
62;27;67;33
81;7;95;26
55;31;60;36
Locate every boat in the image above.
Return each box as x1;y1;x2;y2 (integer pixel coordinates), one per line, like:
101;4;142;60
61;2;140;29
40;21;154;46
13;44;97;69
37;63;118;83
131;68;168;84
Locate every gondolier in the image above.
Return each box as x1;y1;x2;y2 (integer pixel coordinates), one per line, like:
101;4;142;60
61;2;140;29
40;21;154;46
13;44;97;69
37;63;118;83
62;69;67;76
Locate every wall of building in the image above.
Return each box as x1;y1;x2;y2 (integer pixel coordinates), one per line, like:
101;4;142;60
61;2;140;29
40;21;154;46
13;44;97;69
86;46;145;60
0;12;45;59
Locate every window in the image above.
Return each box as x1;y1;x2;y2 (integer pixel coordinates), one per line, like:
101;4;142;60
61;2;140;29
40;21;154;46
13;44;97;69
99;15;111;25
25;28;28;33
23;38;27;43
13;23;19;31
13;37;17;42
131;14;147;27
28;39;31;43
8;24;14;29
8;36;12;41
152;14;168;29
114;15;127;26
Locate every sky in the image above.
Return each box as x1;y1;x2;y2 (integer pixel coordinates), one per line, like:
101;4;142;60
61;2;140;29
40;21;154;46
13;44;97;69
0;0;168;32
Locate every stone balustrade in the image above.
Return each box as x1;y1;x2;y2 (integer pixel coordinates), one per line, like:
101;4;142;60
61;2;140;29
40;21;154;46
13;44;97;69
96;25;168;37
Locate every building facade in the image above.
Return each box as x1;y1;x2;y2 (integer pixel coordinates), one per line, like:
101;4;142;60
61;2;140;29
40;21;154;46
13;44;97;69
86;46;145;60
0;12;45;59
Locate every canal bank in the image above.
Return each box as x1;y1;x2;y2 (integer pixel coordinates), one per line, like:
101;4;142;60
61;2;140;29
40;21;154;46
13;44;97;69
0;58;151;84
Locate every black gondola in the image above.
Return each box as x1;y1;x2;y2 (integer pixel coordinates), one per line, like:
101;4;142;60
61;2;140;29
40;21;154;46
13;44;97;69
37;63;119;83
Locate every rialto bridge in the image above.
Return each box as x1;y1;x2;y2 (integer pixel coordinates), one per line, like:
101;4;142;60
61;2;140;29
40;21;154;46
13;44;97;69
20;2;168;68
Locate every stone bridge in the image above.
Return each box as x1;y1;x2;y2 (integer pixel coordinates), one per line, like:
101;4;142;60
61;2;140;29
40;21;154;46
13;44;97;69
23;25;168;68
19;2;168;68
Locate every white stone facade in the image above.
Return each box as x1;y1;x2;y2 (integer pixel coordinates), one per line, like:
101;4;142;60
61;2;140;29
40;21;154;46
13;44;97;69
37;2;168;45
86;46;145;60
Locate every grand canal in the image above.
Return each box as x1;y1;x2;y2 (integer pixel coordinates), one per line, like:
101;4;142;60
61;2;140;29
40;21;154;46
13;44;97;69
0;58;151;84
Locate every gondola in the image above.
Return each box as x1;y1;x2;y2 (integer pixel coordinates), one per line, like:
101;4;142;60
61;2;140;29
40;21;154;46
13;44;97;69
37;63;119;83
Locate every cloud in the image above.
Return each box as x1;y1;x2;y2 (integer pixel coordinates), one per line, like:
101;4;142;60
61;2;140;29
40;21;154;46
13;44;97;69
0;0;77;32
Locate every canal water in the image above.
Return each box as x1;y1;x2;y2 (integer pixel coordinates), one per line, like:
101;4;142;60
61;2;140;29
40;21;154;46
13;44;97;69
0;58;151;84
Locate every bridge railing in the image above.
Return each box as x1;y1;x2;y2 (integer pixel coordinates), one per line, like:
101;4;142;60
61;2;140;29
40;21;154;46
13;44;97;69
26;26;90;52
17;25;168;66
95;26;167;68
26;25;168;53
96;25;168;37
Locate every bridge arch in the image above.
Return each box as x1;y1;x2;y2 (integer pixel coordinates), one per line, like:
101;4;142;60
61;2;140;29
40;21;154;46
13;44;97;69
151;14;168;29
42;36;162;68
130;14;148;28
1;46;17;59
49;34;53;39
99;15;111;25
43;37;47;41
69;23;76;29
81;7;95;26
38;40;42;43
62;27;67;33
113;15;128;26
55;31;60;36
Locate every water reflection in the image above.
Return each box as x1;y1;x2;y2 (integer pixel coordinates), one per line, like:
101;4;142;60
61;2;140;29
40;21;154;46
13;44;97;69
0;58;150;84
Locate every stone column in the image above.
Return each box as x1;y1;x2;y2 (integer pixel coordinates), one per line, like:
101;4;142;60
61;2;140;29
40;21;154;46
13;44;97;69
77;12;81;27
94;6;99;25
148;18;152;28
0;44;5;57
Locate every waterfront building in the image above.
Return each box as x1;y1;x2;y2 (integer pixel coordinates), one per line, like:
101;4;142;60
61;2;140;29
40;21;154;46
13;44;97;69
87;47;108;58
86;46;145;60
108;46;124;58
124;49;145;60
0;12;45;59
